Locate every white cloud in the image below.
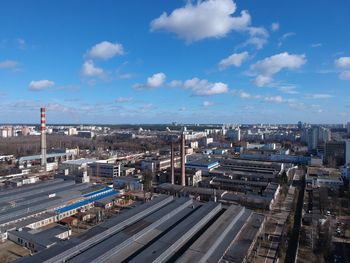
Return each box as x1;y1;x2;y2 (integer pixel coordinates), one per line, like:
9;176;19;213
271;22;279;32
115;97;133;103
81;60;104;77
47;103;75;114
247;27;269;38
279;86;298;94
218;51;248;70
117;73;134;80
288;101;305;110
238;90;252;99
263;95;284;103
277;32;295;47
168;80;183;88
29;80;55;91
133;72;166;90
202;101;214;107
308;94;334;99
335;57;350;68
150;0;251;42
241;26;269;50
310;43;322;48
340;70;350;80
86;41;124;60
250;52;306;87
243;37;267;50
183;78;229;96
147;72;166;87
139;103;153;111
253;75;273;87
0;60;18;69
335;57;350;80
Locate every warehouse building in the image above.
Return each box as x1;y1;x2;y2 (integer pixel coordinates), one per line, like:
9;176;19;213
0;179;119;241
16;195;265;263
8;224;70;252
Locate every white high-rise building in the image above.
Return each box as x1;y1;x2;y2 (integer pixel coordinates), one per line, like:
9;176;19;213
347;122;350;134
346;140;350;165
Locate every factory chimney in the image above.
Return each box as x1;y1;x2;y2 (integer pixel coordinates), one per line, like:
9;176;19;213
170;142;175;184
40;107;47;168
181;131;186;186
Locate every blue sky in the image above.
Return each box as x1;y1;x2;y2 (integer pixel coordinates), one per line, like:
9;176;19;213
0;0;349;124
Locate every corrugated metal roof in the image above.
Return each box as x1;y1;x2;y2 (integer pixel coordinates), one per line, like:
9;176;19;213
18;153;72;162
83;186;113;197
55;189;118;214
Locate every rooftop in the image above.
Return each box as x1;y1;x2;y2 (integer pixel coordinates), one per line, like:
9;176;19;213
62;158;96;166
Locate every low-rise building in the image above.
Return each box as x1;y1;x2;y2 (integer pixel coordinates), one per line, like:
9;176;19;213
114;176;143;191
306;166;343;188
89;161;120;177
185;158;219;175
8;224;71;252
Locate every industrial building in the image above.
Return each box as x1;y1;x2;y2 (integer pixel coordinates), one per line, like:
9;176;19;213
88;161;121;177
306;166;343;188
157;167;202;186
141;156;181;173
185;158;220;175
15;195;265;263
0;178;119;241
157;183;280;210
59;158;96;175
8;224;71;252
17;152;76;169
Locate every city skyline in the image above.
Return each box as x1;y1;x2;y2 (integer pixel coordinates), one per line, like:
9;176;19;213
0;0;349;124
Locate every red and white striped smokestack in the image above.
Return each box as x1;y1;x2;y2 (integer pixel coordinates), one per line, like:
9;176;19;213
40;107;47;168
40;107;46;131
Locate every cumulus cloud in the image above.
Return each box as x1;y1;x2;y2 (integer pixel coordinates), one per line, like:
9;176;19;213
133;72;166;90
86;41;124;60
0;60;18;69
242;37;267;50
335;57;350;80
238;26;268;49
202;101;214;107
271;22;279;31
150;0;251;43
81;60;104;77
253;75;273;87
147;72;166;87
115;97;133;103
335;57;350;68
235;90;253;99
218;51;249;70
28;80;55;91
250;52;306;87
168;80;183;88
183;78;229;96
